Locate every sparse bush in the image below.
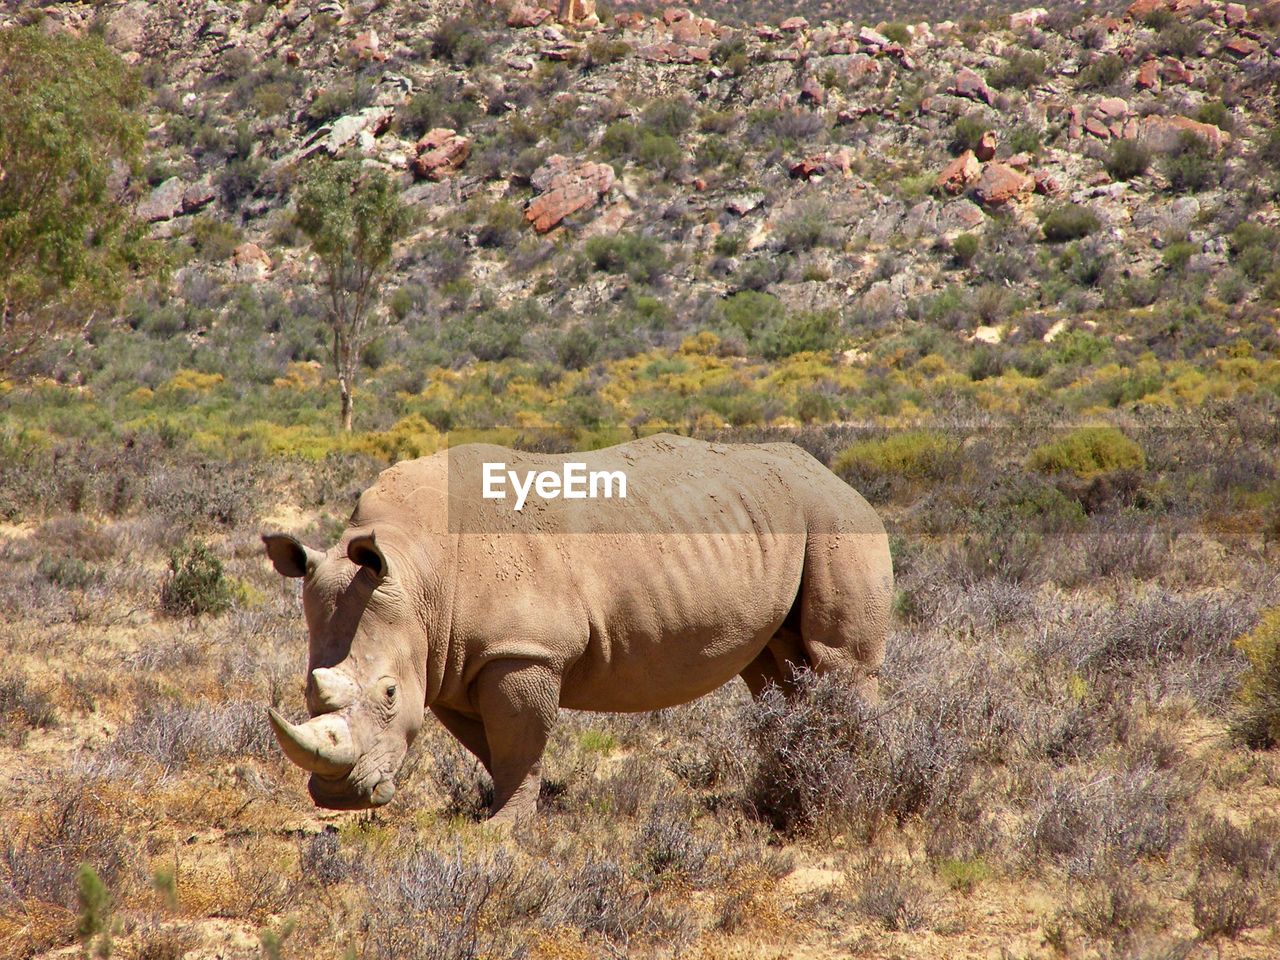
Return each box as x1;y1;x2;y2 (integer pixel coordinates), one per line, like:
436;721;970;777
1105;139;1151;181
988;51;1046;90
834;430;962;498
0;676;56;744
1040;204;1101;242
1078;54;1125;90
159;542;237;617
950;115;989;155
951;233;980;267
582;233;667;284
855;860;931;931
1028;427;1144;478
113;699;275;772
1231;608;1280;748
430;16;490;66
1163;132;1218;194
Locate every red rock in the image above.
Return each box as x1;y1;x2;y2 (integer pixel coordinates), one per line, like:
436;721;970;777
1223;37;1261;57
232;242;271;280
858;26;890;47
508;2;553;27
1010;7;1049;30
847;54;880;79
935;150;981;195
411;128;471;180
1068;104;1084;139
180;180;216;214
1225;2;1247;25
662;6;689;24
670;17;700;43
1161;57;1192;84
949;67;993;105
1097;97;1129;119
799;76;825;105
974;162;1034;207
1006;152;1032;170
789;150;851;180
525;156;615;233
1126;0;1168;18
1033;169;1060;194
1136;59;1161;90
559;0;598;28
1137;114;1232;152
1085;116;1112;139
780;16;809;32
975;130;997;162
350;29;387;61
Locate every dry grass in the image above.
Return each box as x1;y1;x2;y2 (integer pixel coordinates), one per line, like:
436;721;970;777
3;417;1280;960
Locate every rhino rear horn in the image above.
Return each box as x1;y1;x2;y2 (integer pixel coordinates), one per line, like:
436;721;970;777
311;667;358;712
263;534;324;579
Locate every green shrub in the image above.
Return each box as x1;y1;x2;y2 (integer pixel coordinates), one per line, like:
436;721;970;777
582;234;667;283
1040;205;1100;243
882;23;911;44
1195;101;1234;133
1077;54;1125;90
641;97;693;138
951;233;980;267
1261;126;1280;170
1155;22;1201;58
950;115;989;155
989;52;1046;90
430;16;490;65
600;121;682;178
716;291;785;340
755;310;841;360
1027;427;1145;478
77;864;112;956
303;79;373;127
160;542;237;617
1104;139;1151;181
1162;133;1218;193
1231;609;1280;749
1162;240;1197;272
834;431;961;487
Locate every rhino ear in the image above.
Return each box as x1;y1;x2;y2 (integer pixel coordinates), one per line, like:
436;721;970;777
347;531;388;579
263;534;322;578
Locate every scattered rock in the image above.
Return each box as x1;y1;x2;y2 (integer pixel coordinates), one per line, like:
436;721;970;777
411;128;471;180
789;151;851;180
1009;7;1049;30
1139;114;1232;152
350;29;387;61
559;0;599;29
950;67;993;105
1223;37;1261;58
799;76;825;105
232;242;271;282
858;26;890;48
974;162;1034;207
1225;2;1248;26
300;107;393;158
525;156;616;232
1162;57;1192;85
508;3;554;28
725;192;766;216
1033;169;1061;194
137;177;189;222
1136;59;1161;90
975;130;998;162
936;150;982;195
780;16;808;32
181;180;217;215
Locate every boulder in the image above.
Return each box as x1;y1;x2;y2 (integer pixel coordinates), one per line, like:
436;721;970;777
1097;97;1129;120
799;76;825;105
935;150;982;195
181;180;217;215
559;0;599;28
973;162;1034;207
789;151;851;180
1223;37;1261;58
137;177;188;222
508;3;554;28
350;29;387;61
1010;7;1049;30
780;16;809;32
1225;2;1247;25
1136;59;1161;90
411;128;471;180
232;242;271;282
1033;169;1061;194
950;67;993;105
1161;57;1193;84
858;26;890;47
975;130;998;162
525;156;616;232
1138;114;1232;152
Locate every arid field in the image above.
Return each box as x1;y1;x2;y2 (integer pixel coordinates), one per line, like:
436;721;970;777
4;0;1280;956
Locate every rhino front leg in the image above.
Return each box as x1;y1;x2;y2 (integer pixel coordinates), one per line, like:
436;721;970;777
474;659;560;823
430;704;492;774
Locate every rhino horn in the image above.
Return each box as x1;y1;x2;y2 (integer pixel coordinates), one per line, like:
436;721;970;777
311;667;358;712
267;708;357;777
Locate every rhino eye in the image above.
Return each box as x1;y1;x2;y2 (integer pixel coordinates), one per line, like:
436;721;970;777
386;685;396;702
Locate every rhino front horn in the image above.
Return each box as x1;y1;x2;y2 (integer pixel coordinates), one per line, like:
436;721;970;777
267;708;357;777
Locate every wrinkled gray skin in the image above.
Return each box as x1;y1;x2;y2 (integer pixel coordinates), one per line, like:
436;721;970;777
264;435;893;822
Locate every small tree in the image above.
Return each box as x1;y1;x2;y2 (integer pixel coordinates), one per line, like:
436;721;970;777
295;159;411;430
0;28;146;375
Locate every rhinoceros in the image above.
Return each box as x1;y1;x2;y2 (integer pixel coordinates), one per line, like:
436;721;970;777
263;434;892;821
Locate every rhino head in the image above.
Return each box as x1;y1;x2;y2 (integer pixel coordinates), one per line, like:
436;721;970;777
262;530;424;810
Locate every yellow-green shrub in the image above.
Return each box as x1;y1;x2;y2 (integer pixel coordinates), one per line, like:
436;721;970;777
1231;609;1280;748
833;430;961;486
1027;426;1144;478
354;414;441;463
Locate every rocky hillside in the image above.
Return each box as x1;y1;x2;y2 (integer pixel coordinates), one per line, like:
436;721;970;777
6;0;1280;418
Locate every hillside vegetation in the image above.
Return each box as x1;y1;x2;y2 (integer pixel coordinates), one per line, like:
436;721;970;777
2;0;1280;957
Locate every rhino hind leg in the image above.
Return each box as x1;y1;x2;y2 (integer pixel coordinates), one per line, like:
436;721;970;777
739;628;812;699
475;659;560;823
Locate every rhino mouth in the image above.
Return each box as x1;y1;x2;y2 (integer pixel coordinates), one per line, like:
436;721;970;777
308;772;396;810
